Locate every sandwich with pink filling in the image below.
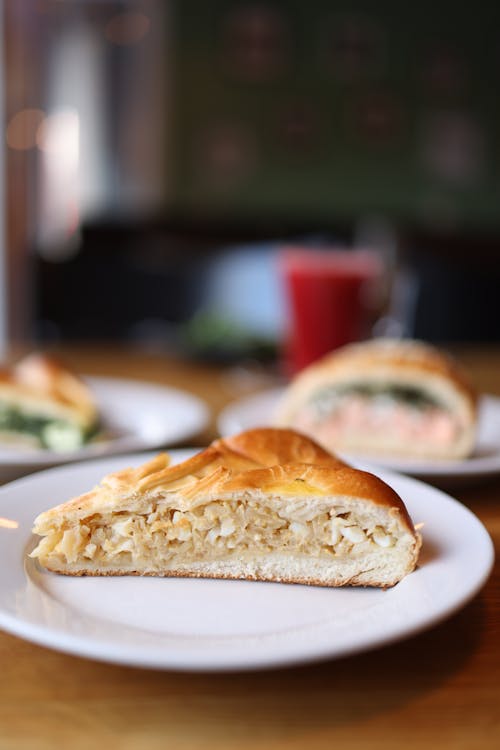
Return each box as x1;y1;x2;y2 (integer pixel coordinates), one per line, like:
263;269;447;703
275;339;477;461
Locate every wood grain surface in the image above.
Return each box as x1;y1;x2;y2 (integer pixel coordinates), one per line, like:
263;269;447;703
0;345;499;750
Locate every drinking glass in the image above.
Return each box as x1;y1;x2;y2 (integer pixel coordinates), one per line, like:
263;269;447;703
279;247;384;374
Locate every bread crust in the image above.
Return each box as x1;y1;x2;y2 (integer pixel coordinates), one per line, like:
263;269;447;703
221;464;416;534
36;563;413;589
0;353;98;429
213;428;347;470
277;339;477;414
274;339;478;459
34;429;347;528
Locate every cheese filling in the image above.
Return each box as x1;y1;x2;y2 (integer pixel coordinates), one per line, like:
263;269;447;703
31;498;408;569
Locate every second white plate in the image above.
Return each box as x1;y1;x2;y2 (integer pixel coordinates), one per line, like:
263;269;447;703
218;389;500;484
0;450;494;671
0;376;209;482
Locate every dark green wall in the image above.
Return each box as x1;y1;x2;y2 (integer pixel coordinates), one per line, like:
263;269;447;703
170;1;500;229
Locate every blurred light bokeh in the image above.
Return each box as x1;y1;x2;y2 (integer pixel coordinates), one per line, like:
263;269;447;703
3;0;500;360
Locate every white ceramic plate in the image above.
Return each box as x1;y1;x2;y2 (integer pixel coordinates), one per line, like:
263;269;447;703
0;450;493;671
0;377;209;483
218;389;500;485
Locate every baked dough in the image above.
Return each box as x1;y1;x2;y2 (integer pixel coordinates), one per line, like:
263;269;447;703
275;339;477;460
31;428;421;588
0;353;99;450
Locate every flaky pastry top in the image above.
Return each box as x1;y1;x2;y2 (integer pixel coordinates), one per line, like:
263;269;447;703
275;338;477;421
32;428;417;542
0;353;98;427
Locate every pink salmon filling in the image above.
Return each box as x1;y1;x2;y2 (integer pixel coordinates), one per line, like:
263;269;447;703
294;395;459;448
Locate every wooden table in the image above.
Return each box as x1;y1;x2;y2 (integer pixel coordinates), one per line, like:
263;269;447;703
1;345;499;750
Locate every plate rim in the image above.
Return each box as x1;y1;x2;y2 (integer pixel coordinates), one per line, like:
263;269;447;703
0;450;494;671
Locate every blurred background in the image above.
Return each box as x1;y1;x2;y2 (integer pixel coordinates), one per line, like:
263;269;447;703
2;0;500;365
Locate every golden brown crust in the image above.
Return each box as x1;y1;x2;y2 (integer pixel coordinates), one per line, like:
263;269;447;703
34;429;347;528
0;352;98;429
278;339;477;416
213;428;347;470
0;367;15;385
221;463;416;535
101;428;344;496
14;353;98;427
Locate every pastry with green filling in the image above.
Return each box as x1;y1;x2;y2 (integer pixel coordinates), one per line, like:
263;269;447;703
275;339;478;461
0;353;99;451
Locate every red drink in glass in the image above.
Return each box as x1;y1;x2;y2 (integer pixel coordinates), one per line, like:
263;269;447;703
280;249;383;374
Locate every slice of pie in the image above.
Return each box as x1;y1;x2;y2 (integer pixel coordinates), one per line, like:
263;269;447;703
0;353;99;451
31;428;421;588
275;338;477;461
